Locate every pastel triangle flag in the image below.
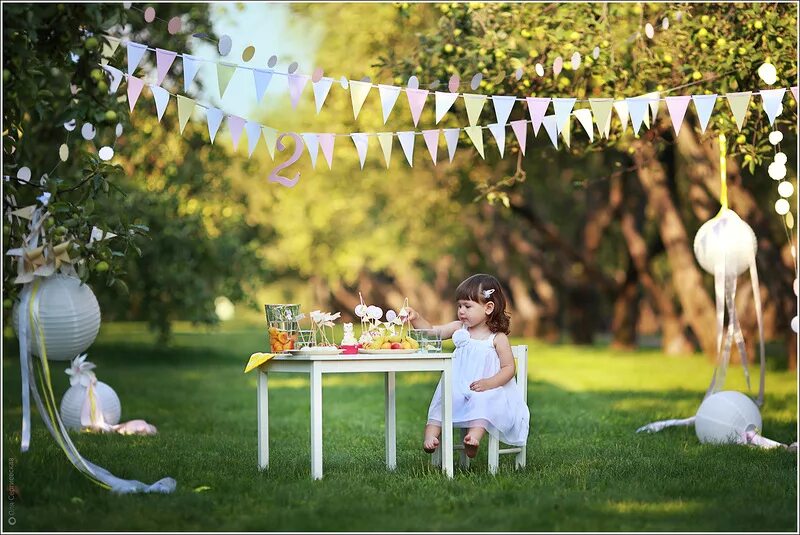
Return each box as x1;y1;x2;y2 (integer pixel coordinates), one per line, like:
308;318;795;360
126;76;145;112
262;127;278;159
206;107;224;143
487;123;506;157
561;116;571;148
588;98;613;138
288;74;310;109
627;97;650;135
253;68;273;103
301;133;320;168
318;133;336;169
103;65;123;94
126;41;148;75
464;125;485;159
791;86;798;104
552;98;576;134
406;88;429;127
397;131;416;167
691;94;717;134
228;115;246;151
759;88;786;126
444;128;460;163
349;80;372;120
378;84;402;124
176;95;195;134
350;133;369;169
664;95;691;136
542;115;559;149
525;97;550;136
422;129;439;164
463;94;487;127
645;91;660;124
492;95;517;127
245;121;262;157
313;78;334;114
150;85;170;121
435;91;459;124
217;62;237;99
510;119;528;155
376;132;393;168
572;108;594;143
182;54;201;92
613;100;630;134
725;92;752;131
155;48;177;85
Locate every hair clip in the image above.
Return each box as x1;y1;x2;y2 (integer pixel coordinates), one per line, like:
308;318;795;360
482;289;495;299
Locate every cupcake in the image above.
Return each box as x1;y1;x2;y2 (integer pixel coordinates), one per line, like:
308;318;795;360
340;323;359;354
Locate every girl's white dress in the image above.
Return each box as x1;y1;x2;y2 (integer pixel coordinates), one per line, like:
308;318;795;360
427;328;530;446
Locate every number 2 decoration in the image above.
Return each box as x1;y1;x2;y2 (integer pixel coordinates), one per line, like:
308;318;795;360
267;132;304;188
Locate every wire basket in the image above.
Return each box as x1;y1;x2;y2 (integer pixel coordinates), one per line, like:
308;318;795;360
265;304;301;352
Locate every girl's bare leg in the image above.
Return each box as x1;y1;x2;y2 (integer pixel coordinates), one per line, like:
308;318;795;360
423;424;442;453
463;426;486;458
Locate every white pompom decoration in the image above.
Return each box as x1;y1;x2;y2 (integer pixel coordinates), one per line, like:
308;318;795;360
768;131;783;145
60;381;121;430
12;274;101;360
695;391;762;444
773;152;787;165
778;181;794;198
693;210;756;278
768;162;786;181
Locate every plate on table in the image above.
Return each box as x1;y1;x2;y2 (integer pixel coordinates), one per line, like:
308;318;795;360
358;348;417;355
287;347;342;355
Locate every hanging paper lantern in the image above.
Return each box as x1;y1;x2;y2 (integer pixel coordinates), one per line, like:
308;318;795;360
60;381;121;430
695;391;762;444
12;274;101;360
693;209;756;277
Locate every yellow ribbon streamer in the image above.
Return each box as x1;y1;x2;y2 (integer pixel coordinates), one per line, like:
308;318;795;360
718;133;728;215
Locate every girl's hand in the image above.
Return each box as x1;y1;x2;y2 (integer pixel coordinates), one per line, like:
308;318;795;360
405;306;419;322
469;379;491;392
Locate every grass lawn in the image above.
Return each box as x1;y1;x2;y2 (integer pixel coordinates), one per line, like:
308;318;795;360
2;322;797;532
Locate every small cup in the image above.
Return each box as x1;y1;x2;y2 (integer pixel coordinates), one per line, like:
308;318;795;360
410;328;442;353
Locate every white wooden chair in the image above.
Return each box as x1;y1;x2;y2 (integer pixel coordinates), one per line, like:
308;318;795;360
432;345;528;474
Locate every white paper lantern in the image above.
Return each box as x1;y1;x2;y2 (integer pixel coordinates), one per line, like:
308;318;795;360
693;210;757;278
695;391;762;444
12;274;101;360
60;381;121;430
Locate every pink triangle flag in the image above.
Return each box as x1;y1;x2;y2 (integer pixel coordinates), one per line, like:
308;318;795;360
790;86;798;104
287;73;309;109
126;76;145;112
525;97;550;136
510;120;528;156
155;48;177;86
228;115;246;152
406;88;429;127
422;129;439;164
318;133;336;170
664;95;691;136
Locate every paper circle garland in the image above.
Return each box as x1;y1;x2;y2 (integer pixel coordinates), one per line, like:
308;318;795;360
12;274;101;361
81;123;96;141
115;123;124;137
144;7;156;23
470;73;482;90
17;167;31;182
774;199;790;215
695;391;762;445
98;146;114;161
339;76;349;89
60;381;121;430
662;17;669;30
535;63;544;76
448;75;460;92
241;45;255;62
288;61;299;74
757;62;777;85
768;162;786;180
645;23;655;39
768;131;783;145
311;67;324;83
773;152;787;165
218;35;232;56
59;144;69;161
167;16;182;35
64;119;77;131
693;209;756;278
778;181;794;198
267;55;278;68
553;56;563;76
592;47;600;59
571;52;581;70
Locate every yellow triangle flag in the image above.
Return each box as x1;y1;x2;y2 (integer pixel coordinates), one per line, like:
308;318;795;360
589;98;614;139
349;80;372;120
377;132;393;168
176;95;195;134
262;127;278;160
464;126;485;159
463;94;487;126
217;62;237;99
244;352;275;373
726;92;752;132
561;115;571;148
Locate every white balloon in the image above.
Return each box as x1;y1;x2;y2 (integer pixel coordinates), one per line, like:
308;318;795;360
773;152;787;165
768;131;783;145
778;181;794;198
757;62;778;85
693;209;756;277
775;198;790;215
768;162;786;180
695;391;762;445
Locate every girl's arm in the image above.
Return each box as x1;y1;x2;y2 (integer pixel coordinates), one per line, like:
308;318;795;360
434;320;463;340
469;333;516;391
406;307;461;340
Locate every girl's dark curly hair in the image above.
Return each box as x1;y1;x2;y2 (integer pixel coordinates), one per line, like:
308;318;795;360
455;273;511;334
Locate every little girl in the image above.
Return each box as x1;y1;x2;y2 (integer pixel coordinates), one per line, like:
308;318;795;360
407;273;530;458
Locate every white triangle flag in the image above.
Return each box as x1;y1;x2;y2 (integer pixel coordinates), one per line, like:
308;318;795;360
542;115;559;149
613;101;629;134
397;131;415;167
126;41;148;75
691;94;717;134
150;85;170;122
378;84;402;124
350;133;369;169
102;65;123;94
487;123;506;158
627;97;650;135
760;88;786;126
491;95;517;128
245;121;262;157
313;77;334;114
182;54;201;93
377;132;393;168
301;133;320;169
435;91;460;124
572;108;594;142
443;128;460;163
253;68;273;103
318;133;335;169
206;108;224;144
552;98;576;134
645;91;660;125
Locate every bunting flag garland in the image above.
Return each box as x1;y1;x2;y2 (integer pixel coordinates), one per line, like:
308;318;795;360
378;84;402;124
444;128;460;163
182;54;201;92
561;116;571;148
646;91;660;124
217;62;237;99
349;80;372;120
435;91;460;124
206;107;224;143
791;86;798;103
553;98;577;134
397;131;416;167
313;77;334;114
488;123;506;157
464;125;485;159
726;91;752;131
318;133;336;169
573;108;594;143
262;127;278;159
350;133;369;169
155;48;177;86
589;98;614;139
665;95;691;136
492;96;517;128
613;100;630;134
525;97;550;136
422;129;440;164
406;88;429;127
627;97;650;135
376;132;393;168
176;94;195;134
126;42;148;75
463;94;487;127
510;119;528;155
301;133;320;168
253;68;274;103
691;94;717;134
245;120;262;157
542;115;559;149
151;85;170;121
103;65;124;94
760;88;786;126
287;73;309;109
228;115;246;151
126;76;145;112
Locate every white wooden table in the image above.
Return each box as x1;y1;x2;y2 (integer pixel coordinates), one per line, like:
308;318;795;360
256;351;454;480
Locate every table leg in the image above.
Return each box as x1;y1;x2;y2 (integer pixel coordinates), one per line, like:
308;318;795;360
257;369;269;471
385;371;397;470
310;365;323;480
441;361;454;478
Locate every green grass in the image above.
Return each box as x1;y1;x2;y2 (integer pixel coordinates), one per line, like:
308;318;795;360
2;322;797;531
